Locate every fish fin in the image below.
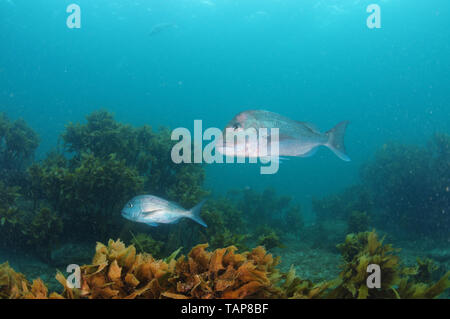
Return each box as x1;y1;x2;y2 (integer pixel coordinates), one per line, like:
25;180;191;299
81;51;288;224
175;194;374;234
296;147;319;158
141;209;163;216
325;121;350;161
188;199;207;227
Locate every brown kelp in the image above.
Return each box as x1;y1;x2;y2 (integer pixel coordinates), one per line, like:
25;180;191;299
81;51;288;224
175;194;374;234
0;261;63;299
50;239;287;299
0;239;327;299
1;231;448;299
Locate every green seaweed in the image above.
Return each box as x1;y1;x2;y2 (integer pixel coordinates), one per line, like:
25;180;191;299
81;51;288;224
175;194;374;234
0;113;39;186
328;230;450;299
197;198;248;251
130;232;164;257
361;135;450;238
61;110;208;208
312;185;373;222
347;210;370;234
256;226;285;250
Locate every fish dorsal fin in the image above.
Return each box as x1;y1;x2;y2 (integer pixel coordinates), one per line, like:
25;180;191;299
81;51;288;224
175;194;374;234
141;209;163;216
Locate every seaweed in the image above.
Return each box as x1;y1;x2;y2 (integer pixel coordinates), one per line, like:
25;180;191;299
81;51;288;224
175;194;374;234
27;152;144;240
328;230;450;299
130;232;164;257
361;136;450;239
52;240;285;299
0;262;63;299
0;240;329;299
284;205;304;238
23;207;63;261
256;226;285;250
347;210;370;234
312;185;373;222
197;198;248;250
414;257;439;283
0;261;30;299
0;113;39;187
61;110;208;208
279;265;331;299
229;187;304;237
1;233;448;299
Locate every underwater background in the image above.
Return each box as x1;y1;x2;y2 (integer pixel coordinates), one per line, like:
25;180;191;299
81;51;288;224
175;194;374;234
0;1;449;298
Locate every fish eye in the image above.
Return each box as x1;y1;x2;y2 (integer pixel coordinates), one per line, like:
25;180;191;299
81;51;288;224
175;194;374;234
128;203;133;208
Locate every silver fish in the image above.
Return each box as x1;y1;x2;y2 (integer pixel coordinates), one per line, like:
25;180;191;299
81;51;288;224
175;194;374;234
121;195;207;227
216;110;350;161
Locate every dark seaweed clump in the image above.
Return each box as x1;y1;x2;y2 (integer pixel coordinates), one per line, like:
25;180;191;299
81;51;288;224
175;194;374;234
0;113;39;188
361;136;450;239
0;110;303;262
312;134;450;242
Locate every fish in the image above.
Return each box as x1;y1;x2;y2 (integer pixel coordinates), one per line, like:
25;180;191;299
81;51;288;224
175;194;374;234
121;195;207;227
216;110;350;161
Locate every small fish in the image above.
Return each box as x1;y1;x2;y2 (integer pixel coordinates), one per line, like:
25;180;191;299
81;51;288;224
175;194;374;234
216;110;350;161
121;195;207;227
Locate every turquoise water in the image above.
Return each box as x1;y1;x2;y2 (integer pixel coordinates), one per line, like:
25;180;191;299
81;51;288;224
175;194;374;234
0;1;449;297
2;1;449;212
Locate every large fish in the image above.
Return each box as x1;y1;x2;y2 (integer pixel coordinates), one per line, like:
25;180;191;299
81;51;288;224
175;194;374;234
216;110;350;161
121;195;207;227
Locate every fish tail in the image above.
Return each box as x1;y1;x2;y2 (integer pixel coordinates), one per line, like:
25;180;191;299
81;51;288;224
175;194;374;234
325;121;350;161
188;199;208;227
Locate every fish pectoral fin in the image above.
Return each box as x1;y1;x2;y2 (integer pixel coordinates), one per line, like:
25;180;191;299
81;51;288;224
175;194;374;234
141;209;163;216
